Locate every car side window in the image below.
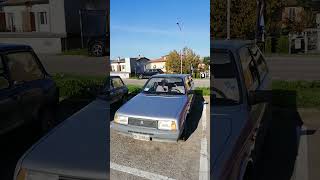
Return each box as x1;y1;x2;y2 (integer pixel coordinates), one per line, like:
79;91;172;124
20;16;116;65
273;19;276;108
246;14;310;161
5;51;44;84
112;77;124;88
0;56;9;90
250;46;268;81
239;47;259;90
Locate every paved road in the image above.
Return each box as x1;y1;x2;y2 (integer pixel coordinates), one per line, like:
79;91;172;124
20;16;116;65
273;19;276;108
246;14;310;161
110;96;210;180
38;54;108;76
123;78;210;87
267;56;320;81
39;54;320;81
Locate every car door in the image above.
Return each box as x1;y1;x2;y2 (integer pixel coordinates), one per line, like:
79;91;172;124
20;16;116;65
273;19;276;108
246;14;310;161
0;54;22;134
4;51;46;124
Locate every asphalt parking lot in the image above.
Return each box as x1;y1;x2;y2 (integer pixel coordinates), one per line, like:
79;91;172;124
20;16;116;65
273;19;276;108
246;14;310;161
110;96;210;180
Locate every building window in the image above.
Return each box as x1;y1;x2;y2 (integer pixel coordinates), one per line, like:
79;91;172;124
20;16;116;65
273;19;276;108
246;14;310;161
289;8;296;21
39;12;47;25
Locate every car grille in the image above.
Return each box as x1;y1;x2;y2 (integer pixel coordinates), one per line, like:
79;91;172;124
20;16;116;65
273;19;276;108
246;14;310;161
128;117;158;129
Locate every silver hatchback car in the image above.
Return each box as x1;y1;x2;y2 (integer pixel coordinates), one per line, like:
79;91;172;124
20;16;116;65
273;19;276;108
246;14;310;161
111;74;195;142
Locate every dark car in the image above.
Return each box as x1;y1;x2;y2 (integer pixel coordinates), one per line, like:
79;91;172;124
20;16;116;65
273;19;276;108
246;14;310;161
105;76;128;104
0;43;59;134
138;69;164;79
88;36;108;57
211;40;271;180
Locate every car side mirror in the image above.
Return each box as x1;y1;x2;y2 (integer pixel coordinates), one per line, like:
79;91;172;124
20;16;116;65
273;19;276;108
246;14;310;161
248;90;271;105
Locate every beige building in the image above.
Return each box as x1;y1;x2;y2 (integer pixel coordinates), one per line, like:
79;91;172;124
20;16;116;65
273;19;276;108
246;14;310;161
146;55;168;72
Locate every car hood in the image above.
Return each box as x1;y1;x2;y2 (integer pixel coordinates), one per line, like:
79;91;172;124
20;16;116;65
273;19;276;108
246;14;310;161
20;99;109;180
117;93;188;120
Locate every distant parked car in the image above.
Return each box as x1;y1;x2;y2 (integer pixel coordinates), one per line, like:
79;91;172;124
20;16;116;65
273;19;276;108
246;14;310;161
88;36;108;57
111;74;195;142
211;40;271;180
138;69;164;79
0;43;59;134
13;76;112;180
106;76;128;104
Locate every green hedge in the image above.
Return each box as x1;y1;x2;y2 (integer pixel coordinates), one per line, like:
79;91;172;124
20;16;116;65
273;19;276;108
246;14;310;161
53;74;104;98
276;36;289;54
272;80;320;108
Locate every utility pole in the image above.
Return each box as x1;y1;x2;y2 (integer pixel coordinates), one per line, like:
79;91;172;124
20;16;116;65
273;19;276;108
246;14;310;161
227;0;231;39
177;22;183;74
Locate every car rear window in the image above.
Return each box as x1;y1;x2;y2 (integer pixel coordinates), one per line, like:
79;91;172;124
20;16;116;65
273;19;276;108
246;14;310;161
5;52;44;83
212;50;241;105
112;77;124;88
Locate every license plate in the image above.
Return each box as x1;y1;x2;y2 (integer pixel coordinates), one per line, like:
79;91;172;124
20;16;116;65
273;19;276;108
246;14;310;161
132;133;150;141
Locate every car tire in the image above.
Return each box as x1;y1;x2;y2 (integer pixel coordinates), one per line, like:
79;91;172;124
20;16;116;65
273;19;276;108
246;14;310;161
90;41;104;57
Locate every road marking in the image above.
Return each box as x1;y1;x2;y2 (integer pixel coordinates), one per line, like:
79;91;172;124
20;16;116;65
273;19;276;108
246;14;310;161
199;102;209;180
292;125;309;180
110;162;176;180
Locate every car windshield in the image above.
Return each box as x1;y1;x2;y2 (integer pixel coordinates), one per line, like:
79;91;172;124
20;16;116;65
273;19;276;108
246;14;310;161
143;77;185;95
212;51;241;105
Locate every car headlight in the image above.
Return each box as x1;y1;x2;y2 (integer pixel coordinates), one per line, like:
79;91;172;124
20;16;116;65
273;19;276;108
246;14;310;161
158;120;177;130
16;168;59;180
114;113;128;125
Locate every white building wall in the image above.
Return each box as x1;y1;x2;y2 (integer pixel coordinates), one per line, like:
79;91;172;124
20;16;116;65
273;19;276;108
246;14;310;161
49;0;66;34
3;6;24;32
32;4;50;32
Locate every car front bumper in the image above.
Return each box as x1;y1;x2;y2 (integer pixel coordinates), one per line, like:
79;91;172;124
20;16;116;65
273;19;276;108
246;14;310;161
110;122;181;142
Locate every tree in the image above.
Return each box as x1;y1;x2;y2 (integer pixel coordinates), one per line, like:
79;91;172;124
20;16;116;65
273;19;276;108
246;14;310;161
282;8;316;34
166;47;201;74
211;0;257;39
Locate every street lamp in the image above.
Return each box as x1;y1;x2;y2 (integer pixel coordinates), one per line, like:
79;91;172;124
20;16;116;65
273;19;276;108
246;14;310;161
176;22;183;74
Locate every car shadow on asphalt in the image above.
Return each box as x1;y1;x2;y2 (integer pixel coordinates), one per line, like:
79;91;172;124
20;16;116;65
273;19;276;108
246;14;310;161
183;94;205;141
256;90;303;180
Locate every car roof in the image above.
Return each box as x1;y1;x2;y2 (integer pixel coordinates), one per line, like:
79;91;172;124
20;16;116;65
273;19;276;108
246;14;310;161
211;40;254;51
0;43;32;53
152;74;190;79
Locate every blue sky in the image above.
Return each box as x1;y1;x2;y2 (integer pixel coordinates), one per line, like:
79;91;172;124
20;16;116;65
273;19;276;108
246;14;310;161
110;0;210;60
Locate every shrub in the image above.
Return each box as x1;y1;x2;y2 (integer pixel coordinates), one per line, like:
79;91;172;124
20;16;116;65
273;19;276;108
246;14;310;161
53;74;104;98
276;36;289;54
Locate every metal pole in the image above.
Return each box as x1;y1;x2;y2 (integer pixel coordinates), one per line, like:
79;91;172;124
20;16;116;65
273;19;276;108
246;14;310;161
79;10;84;49
177;22;183;74
227;0;231;39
